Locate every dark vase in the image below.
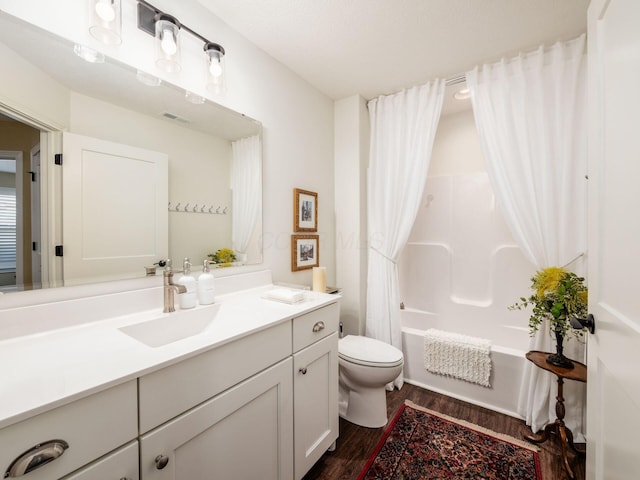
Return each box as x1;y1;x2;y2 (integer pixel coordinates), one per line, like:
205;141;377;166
546;328;574;369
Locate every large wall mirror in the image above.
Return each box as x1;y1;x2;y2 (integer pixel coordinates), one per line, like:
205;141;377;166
0;12;262;292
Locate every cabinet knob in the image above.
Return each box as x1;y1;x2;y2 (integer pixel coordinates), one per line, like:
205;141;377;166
312;321;325;332
299;367;308;375
155;454;170;470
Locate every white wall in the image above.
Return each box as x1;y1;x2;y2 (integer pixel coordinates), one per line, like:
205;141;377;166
0;0;335;287
334;95;369;335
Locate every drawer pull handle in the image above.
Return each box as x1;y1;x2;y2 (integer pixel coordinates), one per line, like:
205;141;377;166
312;321;325;333
155;454;170;470
5;439;69;477
299;367;308;375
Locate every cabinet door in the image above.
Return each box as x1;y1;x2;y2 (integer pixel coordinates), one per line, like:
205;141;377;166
140;358;293;480
293;332;339;480
61;441;138;480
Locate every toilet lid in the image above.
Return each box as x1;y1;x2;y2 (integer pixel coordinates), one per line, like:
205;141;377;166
338;335;404;367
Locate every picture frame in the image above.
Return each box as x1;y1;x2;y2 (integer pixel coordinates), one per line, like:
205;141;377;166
293;188;318;232
291;234;319;271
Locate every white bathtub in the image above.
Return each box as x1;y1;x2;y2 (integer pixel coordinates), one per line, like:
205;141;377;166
400;308;528;419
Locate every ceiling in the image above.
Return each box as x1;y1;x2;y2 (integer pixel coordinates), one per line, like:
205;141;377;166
196;0;589;105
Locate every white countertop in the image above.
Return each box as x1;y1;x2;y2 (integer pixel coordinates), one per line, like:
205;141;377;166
0;283;339;430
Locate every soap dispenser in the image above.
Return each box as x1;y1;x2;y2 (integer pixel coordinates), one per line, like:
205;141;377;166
197;259;215;305
178;257;197;309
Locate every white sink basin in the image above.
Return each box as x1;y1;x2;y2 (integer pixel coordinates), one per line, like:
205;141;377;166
119;304;221;347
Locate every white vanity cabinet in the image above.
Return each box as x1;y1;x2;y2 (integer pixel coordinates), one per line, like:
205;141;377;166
292;303;339;480
60;441;138;480
139;358;293;480
0;381;137;480
137;321;295;480
0;286;340;480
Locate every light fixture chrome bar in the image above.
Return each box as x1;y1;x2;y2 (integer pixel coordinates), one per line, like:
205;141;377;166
136;0;218;48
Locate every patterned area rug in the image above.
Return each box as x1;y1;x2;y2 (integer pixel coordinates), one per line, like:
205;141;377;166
358;400;541;480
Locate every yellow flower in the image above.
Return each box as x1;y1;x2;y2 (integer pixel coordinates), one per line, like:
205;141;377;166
532;267;566;299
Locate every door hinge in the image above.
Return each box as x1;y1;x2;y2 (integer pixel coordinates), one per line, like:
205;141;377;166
32;242;37;251
28;171;36;182
54;153;63;165
55;245;64;257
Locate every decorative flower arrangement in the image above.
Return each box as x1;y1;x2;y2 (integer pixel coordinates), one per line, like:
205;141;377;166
510;266;588;340
510;266;588;368
208;248;236;267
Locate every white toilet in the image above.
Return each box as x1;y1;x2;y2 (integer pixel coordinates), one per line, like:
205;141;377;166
338;335;404;428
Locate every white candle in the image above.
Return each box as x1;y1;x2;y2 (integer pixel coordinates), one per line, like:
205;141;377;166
312;266;326;292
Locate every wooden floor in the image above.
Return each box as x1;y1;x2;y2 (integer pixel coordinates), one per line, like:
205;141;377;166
303;383;585;480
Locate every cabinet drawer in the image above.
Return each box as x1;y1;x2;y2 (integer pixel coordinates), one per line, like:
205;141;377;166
61;441;138;480
139;321;292;433
0;381;137;480
292;302;339;353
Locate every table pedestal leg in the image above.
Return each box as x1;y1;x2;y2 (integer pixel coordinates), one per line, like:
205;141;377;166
524;377;582;479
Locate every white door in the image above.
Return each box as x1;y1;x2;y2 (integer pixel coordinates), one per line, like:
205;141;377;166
586;1;640;478
62;132;168;285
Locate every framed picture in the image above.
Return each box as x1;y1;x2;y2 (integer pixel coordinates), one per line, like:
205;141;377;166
294;188;318;232
291;234;319;271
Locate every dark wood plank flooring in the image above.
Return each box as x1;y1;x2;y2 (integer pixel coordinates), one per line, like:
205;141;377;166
303;383;585;480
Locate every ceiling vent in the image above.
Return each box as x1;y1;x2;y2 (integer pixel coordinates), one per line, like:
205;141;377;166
162;112;190;123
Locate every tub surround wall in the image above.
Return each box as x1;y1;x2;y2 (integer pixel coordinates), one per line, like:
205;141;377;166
398;110;535;417
399;173;533;352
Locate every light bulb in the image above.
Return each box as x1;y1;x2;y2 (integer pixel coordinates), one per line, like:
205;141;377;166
161;29;177;56
209;60;223;78
95;0;116;22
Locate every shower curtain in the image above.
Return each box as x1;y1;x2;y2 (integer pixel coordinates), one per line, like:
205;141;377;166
466;35;587;438
231;135;261;260
366;80;444;389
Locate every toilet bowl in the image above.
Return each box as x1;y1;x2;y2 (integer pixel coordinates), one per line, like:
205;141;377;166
338;335;404;428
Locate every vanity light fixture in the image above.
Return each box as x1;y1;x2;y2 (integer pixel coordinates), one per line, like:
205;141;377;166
154;13;182;73
136;70;162;87
204;42;226;94
137;0;226;89
89;0;122;45
73;44;105;63
185;91;205;105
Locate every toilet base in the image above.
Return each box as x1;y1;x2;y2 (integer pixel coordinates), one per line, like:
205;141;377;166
339;382;389;428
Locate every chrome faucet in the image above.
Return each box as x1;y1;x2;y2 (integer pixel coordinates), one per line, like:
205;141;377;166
163;262;187;313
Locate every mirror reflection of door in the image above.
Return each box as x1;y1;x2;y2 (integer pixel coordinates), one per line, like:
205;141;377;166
0;112;41;291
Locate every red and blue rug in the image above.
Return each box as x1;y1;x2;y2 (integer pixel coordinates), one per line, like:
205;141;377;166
358;400;542;480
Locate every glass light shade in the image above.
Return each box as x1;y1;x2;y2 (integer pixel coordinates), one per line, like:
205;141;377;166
155;17;181;73
89;0;122;45
204;43;226;94
73;44;105;64
136;70;162;87
185;91;205;104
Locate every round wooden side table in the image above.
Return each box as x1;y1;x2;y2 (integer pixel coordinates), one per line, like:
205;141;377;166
524;351;587;480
